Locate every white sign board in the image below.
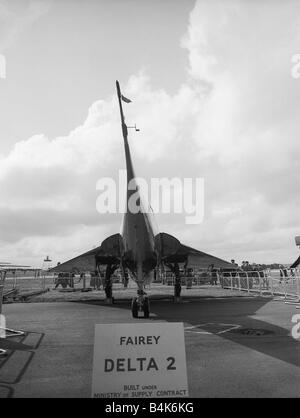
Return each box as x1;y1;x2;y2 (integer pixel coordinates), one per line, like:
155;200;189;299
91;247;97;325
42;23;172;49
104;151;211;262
92;322;188;398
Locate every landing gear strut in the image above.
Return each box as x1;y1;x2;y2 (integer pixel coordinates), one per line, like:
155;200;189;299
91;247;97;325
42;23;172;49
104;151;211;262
174;277;181;299
166;262;182;302
131;289;150;318
104;263;119;304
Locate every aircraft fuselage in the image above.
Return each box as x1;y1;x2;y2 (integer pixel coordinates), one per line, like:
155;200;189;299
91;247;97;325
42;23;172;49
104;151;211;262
116;80;157;283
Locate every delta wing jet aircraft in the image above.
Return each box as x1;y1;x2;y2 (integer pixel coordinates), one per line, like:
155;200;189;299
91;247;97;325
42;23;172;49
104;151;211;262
51;81;233;318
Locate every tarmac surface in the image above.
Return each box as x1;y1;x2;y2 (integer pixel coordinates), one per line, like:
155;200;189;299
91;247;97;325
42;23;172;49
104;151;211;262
0;295;299;398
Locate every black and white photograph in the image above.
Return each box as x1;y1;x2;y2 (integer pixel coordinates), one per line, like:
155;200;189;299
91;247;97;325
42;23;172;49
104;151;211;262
0;0;300;401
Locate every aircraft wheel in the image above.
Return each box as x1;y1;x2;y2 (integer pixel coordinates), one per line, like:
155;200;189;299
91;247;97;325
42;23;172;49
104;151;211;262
143;297;150;318
131;298;139;318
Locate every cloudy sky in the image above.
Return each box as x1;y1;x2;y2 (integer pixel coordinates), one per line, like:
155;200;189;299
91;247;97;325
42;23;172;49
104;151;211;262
1;0;300;268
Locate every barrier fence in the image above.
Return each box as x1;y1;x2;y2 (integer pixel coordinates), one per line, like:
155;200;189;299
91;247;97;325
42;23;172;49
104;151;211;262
159;271;218;288
220;269;300;301
158;268;300;301
0;274;5;355
0;271;5;315
1;268;300;302
2;272;137;297
2;271;53;296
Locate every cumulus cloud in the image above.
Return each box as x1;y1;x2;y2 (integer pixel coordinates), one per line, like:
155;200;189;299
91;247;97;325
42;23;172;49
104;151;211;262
180;0;300;263
1;0;300;266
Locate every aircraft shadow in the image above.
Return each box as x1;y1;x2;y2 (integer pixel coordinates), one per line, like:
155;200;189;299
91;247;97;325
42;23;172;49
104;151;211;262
75;296;300;368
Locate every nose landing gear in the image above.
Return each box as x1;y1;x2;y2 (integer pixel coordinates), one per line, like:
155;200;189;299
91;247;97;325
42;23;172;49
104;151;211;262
131;290;150;318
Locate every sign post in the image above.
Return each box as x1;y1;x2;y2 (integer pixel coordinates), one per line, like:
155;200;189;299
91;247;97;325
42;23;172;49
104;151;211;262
92;322;188;398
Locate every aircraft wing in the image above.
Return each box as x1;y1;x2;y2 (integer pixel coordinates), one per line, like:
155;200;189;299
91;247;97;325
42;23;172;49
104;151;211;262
176;244;236;269
50;233;123;273
51;231;233;274
156;232;235;269
50;246;101;273
290;255;300;268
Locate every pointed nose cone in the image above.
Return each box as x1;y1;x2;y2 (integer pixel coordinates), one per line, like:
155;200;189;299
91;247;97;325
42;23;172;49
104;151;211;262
116;80;121;96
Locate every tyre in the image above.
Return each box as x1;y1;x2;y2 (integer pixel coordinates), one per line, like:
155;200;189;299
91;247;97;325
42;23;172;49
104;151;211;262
131;298;139;318
143;297;150;318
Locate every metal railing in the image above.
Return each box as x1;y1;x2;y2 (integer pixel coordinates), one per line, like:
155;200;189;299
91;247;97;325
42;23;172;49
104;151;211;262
159;273;218;288
0;271;5;315
0;279;4;315
220;269;300;301
1;271;26;357
3;271;53;297
2;269;299;302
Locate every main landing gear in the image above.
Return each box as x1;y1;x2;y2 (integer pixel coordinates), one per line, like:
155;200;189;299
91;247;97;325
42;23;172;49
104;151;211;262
165;262;182;302
103;263;119;304
131;289;150;319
